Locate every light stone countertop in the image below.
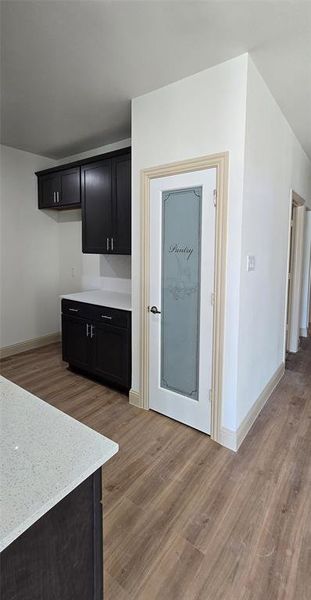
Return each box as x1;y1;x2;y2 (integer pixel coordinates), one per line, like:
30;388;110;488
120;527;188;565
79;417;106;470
61;289;131;311
0;376;118;552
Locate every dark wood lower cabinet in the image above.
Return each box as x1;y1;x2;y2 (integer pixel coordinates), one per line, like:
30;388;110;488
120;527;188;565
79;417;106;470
1;470;103;600
62;313;92;371
93;322;130;387
61;300;131;390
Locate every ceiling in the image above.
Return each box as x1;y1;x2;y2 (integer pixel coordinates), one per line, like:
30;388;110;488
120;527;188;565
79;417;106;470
1;1;311;159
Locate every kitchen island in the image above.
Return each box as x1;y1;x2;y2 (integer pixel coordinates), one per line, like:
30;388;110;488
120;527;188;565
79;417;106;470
0;376;118;600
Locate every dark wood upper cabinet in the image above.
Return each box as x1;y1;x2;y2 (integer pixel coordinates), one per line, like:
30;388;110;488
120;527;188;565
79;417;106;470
82;154;131;255
112;154;131;254
37;167;80;209
36;147;131;255
38;173;61;208
60;167;81;207
81;159;112;254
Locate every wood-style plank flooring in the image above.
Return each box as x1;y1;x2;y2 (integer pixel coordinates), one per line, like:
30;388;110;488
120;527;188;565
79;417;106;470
1;339;311;600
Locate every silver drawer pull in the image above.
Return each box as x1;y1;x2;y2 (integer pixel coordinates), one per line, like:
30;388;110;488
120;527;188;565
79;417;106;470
101;315;112;320
69;308;79;312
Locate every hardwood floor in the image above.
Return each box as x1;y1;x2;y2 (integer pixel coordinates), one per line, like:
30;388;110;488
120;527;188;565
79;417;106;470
1;339;311;600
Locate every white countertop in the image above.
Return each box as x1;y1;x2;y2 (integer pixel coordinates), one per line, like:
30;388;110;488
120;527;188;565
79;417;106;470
61;289;131;311
0;377;118;552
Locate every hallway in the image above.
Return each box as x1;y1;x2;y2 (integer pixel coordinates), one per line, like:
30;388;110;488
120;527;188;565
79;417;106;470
1;339;311;599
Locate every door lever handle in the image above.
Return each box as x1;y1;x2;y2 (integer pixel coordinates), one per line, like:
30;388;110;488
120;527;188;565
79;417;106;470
148;306;161;314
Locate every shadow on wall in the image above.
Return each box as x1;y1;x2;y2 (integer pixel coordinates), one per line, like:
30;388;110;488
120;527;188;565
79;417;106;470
55;208;131;292
100;254;131;279
40;209;60;223
57;209;81;224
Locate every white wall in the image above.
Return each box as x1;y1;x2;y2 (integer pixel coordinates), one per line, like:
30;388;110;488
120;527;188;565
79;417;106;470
131;55;249;431
300;211;311;335
0;145;58;347
0;139;132;350
57;138;131;296
236;57;311;427
131;53;311;437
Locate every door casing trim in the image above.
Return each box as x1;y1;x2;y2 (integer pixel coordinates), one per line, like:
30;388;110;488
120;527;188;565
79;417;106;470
137;152;229;444
284;189;306;356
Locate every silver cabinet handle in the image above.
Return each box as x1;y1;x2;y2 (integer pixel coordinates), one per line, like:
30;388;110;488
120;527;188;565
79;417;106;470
69;308;79;312
86;323;90;337
57;191;60;203
111;237;114;251
53;192;56;204
101;315;112;320
106;238;110;251
90;324;95;338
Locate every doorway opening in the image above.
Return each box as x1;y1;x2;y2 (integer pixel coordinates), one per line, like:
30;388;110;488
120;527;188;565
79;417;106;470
135;153;229;445
285;191;305;356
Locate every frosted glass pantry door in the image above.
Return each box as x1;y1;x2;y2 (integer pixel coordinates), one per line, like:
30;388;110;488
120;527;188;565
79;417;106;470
149;168;216;434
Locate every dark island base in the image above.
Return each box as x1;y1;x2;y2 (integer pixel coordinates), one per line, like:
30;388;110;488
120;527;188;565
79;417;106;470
1;470;103;600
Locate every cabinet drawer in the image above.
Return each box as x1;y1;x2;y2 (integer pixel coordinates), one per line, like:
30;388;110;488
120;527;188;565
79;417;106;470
62;300;130;329
92;306;130;329
61;300;94;320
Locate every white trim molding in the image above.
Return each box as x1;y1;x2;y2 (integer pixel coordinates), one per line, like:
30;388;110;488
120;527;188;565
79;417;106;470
286;191;306;353
219;427;237;452
220;362;285;452
236;362;285;449
129;389;143;409
0;333;61;359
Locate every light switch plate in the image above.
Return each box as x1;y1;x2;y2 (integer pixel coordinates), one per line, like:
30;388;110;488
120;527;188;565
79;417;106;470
247;255;256;271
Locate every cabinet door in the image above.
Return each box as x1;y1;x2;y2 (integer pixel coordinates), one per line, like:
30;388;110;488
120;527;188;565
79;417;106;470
60;167;81;207
81;159;112;253
62;315;91;371
92;323;130;388
112;154;131;255
38;174;60;208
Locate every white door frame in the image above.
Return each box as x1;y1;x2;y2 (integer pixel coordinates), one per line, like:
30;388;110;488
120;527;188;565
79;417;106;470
300;208;311;337
149;169;216;434
284;190;305;356
135;152;229;444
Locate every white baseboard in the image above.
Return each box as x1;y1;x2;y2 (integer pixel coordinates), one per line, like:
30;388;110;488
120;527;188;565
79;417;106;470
236;362;285;449
129;388;143;408
0;332;61;359
220;362;285;452
219;426;237;451
300;327;308;338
